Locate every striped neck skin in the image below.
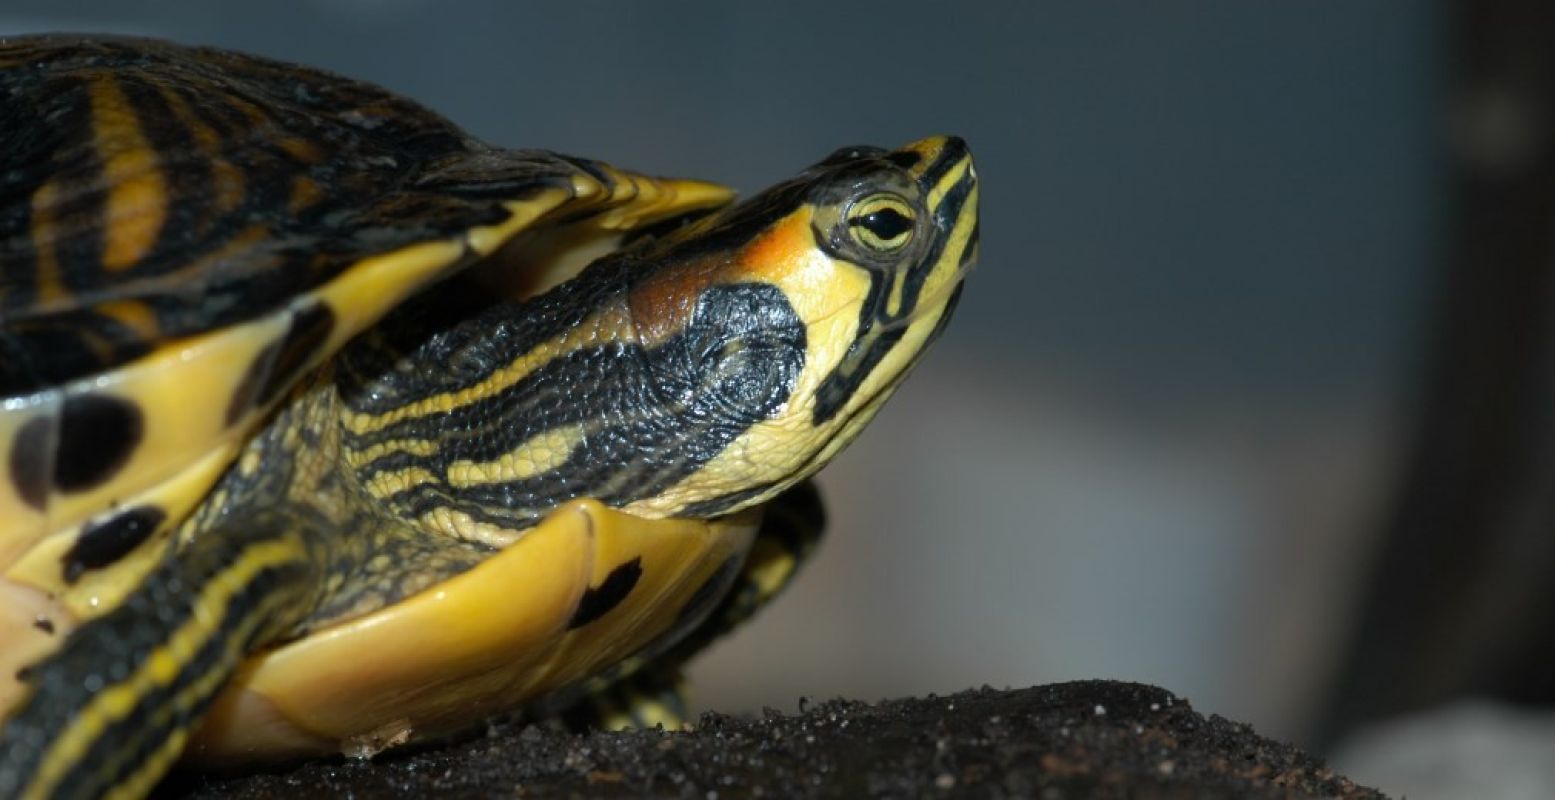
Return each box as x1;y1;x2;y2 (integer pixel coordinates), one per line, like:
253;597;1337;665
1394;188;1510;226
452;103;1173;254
335;135;979;540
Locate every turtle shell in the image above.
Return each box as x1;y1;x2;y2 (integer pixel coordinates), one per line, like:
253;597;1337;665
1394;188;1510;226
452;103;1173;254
0;35;731;660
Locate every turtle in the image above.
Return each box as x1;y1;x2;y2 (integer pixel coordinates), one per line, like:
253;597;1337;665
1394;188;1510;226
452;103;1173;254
0;34;979;799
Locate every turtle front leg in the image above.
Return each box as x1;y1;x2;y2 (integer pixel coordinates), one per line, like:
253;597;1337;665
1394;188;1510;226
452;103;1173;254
566;481;826;731
0;509;327;800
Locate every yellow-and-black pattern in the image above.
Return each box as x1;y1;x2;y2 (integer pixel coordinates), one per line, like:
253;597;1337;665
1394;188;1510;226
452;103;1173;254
0;34;979;800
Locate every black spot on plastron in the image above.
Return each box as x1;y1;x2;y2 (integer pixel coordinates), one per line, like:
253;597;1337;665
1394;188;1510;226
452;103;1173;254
225;303;336;426
63;504;166;583
53;393;143;493
568;557;643;630
8;415;52;509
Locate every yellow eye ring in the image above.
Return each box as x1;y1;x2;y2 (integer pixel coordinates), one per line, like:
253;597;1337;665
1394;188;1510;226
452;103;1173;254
846;194;916;253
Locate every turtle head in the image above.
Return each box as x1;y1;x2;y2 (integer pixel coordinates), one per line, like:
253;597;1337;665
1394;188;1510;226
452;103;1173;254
623;136;979;516
335;137;976;528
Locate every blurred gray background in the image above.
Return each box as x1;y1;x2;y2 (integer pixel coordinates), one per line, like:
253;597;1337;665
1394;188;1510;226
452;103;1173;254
6;0;1459;784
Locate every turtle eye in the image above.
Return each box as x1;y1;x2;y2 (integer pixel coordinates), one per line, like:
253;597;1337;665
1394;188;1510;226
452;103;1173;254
846;194;916;253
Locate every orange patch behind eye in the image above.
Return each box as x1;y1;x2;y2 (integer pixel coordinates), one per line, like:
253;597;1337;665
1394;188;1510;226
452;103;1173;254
627;210;814;346
738;210;814;283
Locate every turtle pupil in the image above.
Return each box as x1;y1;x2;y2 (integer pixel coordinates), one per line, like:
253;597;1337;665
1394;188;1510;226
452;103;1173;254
854;208;912;242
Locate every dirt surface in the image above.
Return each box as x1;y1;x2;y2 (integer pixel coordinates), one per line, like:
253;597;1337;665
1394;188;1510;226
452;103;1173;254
160;681;1385;799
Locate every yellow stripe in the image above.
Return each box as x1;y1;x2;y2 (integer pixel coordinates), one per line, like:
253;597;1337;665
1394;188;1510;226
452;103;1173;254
90;77;168;272
417;506;524;548
364;466;439;499
344;304;633;436
885;269;908;318
927;158;971;210
27;537;304;797
446;424;585;487
344;437;440;469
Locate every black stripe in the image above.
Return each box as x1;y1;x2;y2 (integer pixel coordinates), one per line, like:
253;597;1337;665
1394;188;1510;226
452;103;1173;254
38;77;106;301
915;136;970;192
892;167;975;325
960;221;980;269
811;326;907;425
921;281;965;352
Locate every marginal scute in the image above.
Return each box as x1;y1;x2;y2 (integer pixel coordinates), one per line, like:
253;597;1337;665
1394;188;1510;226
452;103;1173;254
53;393;142;493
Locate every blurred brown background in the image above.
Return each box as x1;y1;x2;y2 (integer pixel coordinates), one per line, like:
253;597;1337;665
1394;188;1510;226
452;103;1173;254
8;2;1551;795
